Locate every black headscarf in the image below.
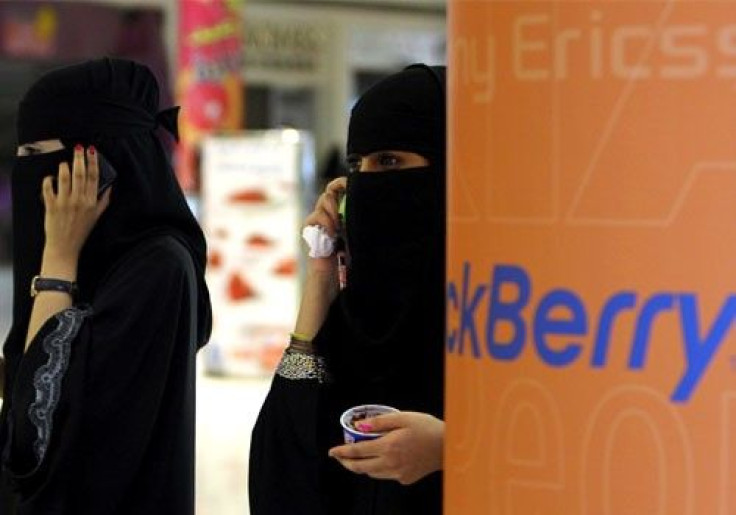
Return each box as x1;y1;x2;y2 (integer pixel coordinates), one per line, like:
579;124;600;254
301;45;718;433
4;57;211;402
318;63;446;416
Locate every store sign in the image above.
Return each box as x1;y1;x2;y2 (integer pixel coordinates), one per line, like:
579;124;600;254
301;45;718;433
244;19;326;72
177;0;244;191
349;27;445;69
447;1;736;513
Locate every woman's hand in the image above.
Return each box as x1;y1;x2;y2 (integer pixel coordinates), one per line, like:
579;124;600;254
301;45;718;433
303;177;347;276
291;177;347;341
25;145;111;350
328;411;444;485
42;145;111;265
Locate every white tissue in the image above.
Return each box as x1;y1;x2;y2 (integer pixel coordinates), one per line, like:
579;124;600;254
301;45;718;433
302;225;336;258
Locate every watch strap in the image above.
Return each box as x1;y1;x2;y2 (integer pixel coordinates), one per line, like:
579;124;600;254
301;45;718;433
30;276;78;298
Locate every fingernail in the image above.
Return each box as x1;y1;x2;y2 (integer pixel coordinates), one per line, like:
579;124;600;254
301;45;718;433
89;145;96;155
75;144;83;152
357;424;373;432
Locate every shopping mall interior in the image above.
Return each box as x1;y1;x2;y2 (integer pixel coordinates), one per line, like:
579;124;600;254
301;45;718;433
0;0;445;513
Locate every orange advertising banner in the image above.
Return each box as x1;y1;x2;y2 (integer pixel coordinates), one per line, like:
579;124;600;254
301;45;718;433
446;1;736;513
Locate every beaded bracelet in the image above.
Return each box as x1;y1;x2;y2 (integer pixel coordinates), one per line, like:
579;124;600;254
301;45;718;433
276;343;330;383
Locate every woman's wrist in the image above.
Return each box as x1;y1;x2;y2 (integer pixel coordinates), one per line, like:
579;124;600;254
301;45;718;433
306;258;337;278
288;332;314;353
40;248;78;281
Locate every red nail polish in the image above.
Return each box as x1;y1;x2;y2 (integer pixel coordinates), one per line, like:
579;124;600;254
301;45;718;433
89;145;96;155
357;424;373;432
75;144;83;152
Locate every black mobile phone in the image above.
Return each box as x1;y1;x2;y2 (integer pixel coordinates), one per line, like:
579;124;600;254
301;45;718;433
96;151;117;198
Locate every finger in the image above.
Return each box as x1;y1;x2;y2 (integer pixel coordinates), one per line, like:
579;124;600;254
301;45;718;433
57;161;71;205
325;177;347;195
319;192;340;222
317;194;342;232
86;145;99;199
305;210;338;236
328;439;382;460
333;456;388;477
324;192;340;220
359;413;407;433
341;458;397;481
71;144;86;202
41;176;55;207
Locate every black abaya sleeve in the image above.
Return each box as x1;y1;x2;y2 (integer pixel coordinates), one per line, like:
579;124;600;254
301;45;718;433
249;354;334;515
2;236;199;515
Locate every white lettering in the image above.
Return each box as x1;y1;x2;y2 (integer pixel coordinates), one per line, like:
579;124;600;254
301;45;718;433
660;26;709;79
514;15;551;81
612;26;653;80
554;28;582;80
716;25;736;78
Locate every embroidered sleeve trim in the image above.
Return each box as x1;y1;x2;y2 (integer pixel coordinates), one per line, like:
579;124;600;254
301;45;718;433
276;347;331;384
28;307;91;464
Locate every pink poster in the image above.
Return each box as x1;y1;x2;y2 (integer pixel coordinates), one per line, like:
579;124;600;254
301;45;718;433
177;0;244;192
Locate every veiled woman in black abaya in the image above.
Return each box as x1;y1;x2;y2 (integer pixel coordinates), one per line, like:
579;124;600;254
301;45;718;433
250;64;446;515
0;57;211;514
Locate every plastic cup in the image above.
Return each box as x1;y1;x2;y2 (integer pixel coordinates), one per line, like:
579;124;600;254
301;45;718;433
340;404;400;443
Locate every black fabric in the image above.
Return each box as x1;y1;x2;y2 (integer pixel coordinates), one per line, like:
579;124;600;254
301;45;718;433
0;57;211;514
2;236;199;514
342;167;443;338
347;64;445;165
16;62;175;145
251;64;446;515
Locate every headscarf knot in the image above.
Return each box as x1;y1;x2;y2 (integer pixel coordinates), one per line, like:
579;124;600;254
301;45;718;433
156;106;180;142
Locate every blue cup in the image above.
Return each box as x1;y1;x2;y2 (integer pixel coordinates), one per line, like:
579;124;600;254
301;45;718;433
340;404;400;443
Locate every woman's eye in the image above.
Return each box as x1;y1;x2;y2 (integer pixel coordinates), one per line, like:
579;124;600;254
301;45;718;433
346;155;362;174
377;154;400;168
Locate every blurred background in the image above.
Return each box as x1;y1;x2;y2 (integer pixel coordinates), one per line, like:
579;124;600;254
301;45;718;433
0;0;446;513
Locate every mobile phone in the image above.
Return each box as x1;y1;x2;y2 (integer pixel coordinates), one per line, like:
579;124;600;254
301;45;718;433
336;194;348;289
338;194;346;220
96;151;117;198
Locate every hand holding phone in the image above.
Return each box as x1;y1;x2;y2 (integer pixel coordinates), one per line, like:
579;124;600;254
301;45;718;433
41;144;112;261
50;146;117;199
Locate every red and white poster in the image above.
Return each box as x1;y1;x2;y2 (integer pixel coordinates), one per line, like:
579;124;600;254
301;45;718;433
201;130;314;376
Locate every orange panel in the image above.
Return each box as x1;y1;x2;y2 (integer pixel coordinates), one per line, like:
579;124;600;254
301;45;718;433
447;1;736;513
